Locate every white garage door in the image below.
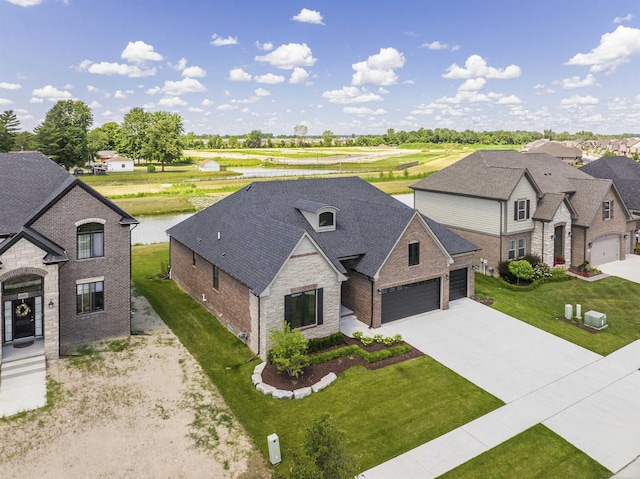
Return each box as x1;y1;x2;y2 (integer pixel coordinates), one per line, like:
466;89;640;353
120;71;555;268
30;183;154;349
591;235;619;265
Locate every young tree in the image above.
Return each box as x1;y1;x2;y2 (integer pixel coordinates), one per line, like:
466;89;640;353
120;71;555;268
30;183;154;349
321;130;334;147
140;111;184;172
508;260;534;286
207;134;223;149
268;321;309;378
244;130;263;148
117;107;151;163
0;110;20;152
294;123;308;146
35;100;93;169
284;413;357;479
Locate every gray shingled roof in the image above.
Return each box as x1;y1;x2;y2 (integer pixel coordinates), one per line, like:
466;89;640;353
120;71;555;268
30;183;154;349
532;193;567;221
167;177;478;295
581;156;640;211
0;151;138;237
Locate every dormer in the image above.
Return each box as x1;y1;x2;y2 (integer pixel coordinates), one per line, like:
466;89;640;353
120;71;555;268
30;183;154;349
294;199;339;232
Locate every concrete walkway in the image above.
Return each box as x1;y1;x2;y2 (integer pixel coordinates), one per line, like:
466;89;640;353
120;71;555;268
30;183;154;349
0;340;47;418
360;299;640;478
599;254;640;284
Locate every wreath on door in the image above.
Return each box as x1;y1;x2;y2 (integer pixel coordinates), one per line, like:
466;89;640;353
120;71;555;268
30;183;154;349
15;302;31;318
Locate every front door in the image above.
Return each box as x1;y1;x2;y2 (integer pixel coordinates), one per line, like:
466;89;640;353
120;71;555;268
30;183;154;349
13;298;36;340
554;225;564;261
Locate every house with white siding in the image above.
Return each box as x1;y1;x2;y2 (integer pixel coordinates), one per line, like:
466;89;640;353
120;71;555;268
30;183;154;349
411;150;636;273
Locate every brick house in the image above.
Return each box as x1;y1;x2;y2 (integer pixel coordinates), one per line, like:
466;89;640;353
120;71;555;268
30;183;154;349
411;150;635;272
167;177;478;360
0;152;138;363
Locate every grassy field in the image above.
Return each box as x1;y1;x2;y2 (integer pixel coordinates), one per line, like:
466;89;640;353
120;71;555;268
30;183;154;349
82;144;516;216
475;273;640;355
440;424;611;479
132;244;503;473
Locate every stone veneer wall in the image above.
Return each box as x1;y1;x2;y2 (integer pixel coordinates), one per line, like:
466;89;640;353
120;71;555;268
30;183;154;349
260;250;343;360
0;239;60;361
31;185;132;353
532;203;573;268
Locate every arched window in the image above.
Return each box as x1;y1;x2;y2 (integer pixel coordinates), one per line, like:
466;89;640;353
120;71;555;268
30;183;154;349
77;223;104;259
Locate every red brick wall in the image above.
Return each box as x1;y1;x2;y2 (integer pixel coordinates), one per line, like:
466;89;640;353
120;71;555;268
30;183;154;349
341;269;374;327
170;238;252;339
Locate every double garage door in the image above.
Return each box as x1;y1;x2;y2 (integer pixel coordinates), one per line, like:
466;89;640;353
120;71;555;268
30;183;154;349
591;235;620;265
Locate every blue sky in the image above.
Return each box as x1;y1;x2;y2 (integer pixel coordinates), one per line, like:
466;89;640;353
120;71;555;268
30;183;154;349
1;0;639;136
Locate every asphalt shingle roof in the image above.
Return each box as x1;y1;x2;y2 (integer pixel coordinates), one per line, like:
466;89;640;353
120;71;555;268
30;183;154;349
581;156;640;211
167;177;477;295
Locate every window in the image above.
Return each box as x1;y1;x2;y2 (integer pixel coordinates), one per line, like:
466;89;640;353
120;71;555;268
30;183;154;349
285;288;323;328
514;199;530;221
76;281;104;314
603;200;613;220
77;223;104;259
213;265;219;290
518;238;526;258
192;251;196;266
319;211;334;228
408;241;420;266
508;240;516;260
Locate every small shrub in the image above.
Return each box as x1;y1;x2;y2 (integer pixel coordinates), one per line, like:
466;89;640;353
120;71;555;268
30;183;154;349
531;262;552;280
307;332;345;353
509;259;534;285
383;336;394;346
268;322;309;378
498;260;517;284
360;336;374;346
373;333;384;344
392;333;403;344
578;260;590;272
352;331;363;341
147;164;156;173
523;254;541;267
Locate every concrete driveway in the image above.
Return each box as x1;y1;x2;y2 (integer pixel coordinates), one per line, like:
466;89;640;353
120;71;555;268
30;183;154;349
599;254;640;284
361;299;640;478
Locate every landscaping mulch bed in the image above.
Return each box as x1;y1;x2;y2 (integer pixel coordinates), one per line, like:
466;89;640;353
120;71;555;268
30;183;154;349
556;316;600;333
260;335;423;391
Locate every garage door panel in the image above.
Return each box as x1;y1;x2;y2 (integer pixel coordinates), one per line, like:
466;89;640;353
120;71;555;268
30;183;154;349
449;268;468;301
591;235;619;265
381;278;440;323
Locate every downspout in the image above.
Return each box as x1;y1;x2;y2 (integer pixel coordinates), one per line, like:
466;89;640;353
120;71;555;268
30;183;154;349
499;202;504;262
541;222;545;264
584;228;588;265
370;279;374;328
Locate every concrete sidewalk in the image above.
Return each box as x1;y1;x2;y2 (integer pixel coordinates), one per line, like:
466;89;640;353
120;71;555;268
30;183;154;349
599;254;640;284
360;299;640;478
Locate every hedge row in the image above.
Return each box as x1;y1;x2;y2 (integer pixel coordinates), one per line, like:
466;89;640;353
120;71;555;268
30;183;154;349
308;343;412;365
499;273;573;292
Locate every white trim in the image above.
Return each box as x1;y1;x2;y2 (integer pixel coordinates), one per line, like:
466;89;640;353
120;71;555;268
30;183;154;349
75;217;106;227
76;276;105;285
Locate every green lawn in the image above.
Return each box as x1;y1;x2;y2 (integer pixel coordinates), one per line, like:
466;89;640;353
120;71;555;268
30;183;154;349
439;424;611;479
132;244;502;472
475;273;640;355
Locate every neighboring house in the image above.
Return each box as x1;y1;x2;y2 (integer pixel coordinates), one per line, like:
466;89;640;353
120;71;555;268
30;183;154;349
524;140;582;165
198;160;221;172
581;155;640;249
103;155;134;172
0;152;138;363
167;177;478;360
411;151;635;273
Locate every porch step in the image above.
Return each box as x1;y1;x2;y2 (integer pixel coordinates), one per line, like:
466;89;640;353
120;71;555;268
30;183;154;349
340;305;354;318
1;355;46;381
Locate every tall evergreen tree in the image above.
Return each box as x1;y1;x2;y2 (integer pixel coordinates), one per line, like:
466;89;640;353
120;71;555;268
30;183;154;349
0;110;20;152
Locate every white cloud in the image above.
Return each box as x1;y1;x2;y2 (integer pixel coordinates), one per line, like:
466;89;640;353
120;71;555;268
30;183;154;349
255;43;317;69
352;47;405;86
256;41;274;51
201;99;214;106
554;73;600;89
210;34;238;46
321;86;383;104
0;82;21;90
559;95;600;107
146;86;162;95
458;78;486;91
613;13;633;24
182;65;206;78
170;57;188;71
29;97;44;103
0;98;14;105
7;0;42;6
84;61;157;77
121;41;163;64
228;68;252;81
343;107;386;115
254;73;285;84
255;88;271;97
188;107;204;113
443;54;521;79
495;95;522;105
289;67;309;84
566;26;640;74
161;78;206;95
114;90;127;99
88;100;102;108
291;8;324;25
420;41;449;50
451;45;461;52
217;104;238;111
158;96;187;107
87;85;101;93
31;85;74;102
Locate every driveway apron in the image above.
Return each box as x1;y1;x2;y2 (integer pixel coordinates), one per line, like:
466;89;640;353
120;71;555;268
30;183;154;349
599;254;640;284
360;299;640;478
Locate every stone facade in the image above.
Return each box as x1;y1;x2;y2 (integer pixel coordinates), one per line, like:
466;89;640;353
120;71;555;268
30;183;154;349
532;202;572;267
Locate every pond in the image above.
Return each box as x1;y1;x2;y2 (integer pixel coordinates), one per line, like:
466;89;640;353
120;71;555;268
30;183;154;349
132;193;415;245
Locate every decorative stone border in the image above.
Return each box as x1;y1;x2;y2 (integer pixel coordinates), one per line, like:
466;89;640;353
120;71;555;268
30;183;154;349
252;362;337;400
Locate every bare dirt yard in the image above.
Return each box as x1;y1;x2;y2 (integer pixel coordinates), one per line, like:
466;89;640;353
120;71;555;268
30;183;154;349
0;291;268;479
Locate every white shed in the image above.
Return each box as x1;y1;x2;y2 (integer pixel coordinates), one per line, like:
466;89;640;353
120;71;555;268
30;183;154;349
104;155;134;172
199;160;221;172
